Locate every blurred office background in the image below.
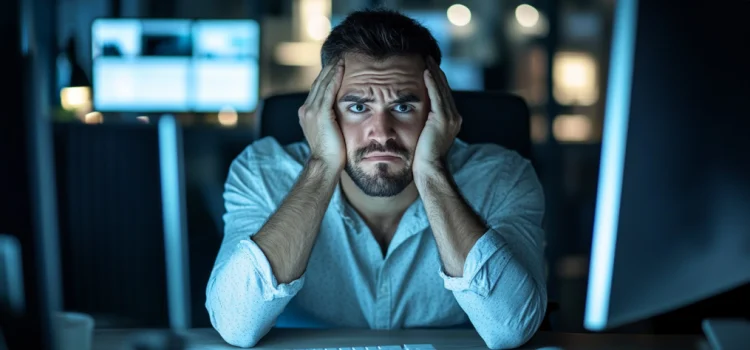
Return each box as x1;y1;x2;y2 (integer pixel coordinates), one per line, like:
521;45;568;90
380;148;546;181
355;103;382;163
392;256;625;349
31;0;747;334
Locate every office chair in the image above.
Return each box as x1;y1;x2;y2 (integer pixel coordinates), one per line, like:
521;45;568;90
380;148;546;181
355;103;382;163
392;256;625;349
255;91;532;160
255;91;557;330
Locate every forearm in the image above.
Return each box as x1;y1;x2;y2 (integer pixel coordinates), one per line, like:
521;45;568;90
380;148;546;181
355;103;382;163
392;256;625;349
416;163;487;276
420;153;547;348
252;158;341;283
205;158;339;347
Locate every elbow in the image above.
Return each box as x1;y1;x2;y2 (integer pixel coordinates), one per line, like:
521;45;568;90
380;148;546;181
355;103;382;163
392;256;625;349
207;301;269;348
214;324;265;348
204;242;292;348
205;284;270;348
481;315;543;350
480;286;547;349
481;325;535;350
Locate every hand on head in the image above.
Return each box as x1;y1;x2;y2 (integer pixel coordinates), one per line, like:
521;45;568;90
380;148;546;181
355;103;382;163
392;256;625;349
298;58;347;171
413;56;462;174
299;54;462;180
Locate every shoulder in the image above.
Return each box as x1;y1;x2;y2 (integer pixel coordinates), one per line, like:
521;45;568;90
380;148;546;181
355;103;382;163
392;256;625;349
225;137;309;202
232;136;310;168
447;139;540;209
447;139;532;182
232;137;310;174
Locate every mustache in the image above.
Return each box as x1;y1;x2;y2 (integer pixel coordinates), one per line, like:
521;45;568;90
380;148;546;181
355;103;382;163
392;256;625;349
355;140;410;161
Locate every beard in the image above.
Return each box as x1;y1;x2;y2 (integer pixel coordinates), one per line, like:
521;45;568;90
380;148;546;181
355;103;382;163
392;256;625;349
344;140;413;197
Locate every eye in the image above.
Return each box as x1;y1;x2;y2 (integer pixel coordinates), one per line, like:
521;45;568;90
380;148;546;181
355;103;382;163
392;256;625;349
393;104;413;113
347;104;367;113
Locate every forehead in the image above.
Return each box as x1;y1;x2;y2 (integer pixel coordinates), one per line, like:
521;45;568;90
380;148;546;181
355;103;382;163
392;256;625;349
340;54;426;92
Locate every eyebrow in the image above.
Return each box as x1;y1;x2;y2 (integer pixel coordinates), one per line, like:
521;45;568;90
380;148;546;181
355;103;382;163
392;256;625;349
338;93;421;104
391;93;421;104
338;95;375;104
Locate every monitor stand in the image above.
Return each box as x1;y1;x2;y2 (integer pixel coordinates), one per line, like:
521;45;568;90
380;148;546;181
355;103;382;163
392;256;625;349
702;318;750;350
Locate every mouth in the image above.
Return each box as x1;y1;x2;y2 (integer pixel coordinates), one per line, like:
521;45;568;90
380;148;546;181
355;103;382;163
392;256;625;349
362;153;403;162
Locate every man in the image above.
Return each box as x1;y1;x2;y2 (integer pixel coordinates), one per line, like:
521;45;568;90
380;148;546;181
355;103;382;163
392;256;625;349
206;9;547;349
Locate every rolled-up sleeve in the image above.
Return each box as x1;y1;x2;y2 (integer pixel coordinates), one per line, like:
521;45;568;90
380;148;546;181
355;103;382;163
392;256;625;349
440;160;547;349
206;151;304;348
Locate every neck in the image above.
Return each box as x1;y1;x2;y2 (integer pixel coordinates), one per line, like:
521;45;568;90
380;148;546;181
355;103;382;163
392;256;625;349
340;171;418;225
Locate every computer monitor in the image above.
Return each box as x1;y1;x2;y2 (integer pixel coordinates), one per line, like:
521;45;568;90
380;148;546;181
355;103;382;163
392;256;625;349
585;0;750;342
91;18;260;112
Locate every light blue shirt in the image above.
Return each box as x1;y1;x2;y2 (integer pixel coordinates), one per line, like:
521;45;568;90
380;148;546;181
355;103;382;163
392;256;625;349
206;137;547;349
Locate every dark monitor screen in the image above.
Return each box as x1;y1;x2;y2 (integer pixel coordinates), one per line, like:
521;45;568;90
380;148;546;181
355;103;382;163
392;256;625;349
585;0;750;331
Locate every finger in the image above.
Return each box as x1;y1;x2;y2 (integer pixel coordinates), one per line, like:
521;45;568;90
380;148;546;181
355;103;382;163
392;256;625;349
305;58;340;107
316;59;344;109
305;63;335;106
320;61;345;111
424;69;442;117
425;58;449;107
428;57;451;92
310;58;343;108
427;57;460;118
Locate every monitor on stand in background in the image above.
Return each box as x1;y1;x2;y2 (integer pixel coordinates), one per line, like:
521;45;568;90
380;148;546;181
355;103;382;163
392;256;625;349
157;115;192;332
585;0;750;348
91;18;261;113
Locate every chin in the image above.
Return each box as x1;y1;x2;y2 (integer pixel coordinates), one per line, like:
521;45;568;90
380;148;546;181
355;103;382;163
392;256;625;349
345;161;414;197
366;164;404;175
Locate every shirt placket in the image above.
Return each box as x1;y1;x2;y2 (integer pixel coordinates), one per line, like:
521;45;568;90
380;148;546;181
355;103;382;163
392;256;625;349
375;263;391;329
338;187;397;330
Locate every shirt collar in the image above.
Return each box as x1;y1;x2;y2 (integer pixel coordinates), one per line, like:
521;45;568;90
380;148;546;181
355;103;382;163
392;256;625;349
332;183;430;238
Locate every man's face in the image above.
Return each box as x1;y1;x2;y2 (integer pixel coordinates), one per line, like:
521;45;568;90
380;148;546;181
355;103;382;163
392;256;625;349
336;54;429;197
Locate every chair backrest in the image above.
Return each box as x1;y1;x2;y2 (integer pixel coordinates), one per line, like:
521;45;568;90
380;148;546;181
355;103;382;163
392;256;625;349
256;91;532;160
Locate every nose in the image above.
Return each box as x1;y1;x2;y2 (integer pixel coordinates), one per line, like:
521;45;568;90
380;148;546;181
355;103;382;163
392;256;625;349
366;110;397;145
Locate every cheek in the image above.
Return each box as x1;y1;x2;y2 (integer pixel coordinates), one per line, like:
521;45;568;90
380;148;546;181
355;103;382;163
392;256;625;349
395;123;424;150
339;123;363;152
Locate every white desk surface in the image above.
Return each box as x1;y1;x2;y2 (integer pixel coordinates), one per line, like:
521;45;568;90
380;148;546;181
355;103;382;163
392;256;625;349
93;328;706;350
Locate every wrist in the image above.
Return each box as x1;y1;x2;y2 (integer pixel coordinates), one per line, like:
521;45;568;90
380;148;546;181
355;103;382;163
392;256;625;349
413;159;448;189
307;156;344;179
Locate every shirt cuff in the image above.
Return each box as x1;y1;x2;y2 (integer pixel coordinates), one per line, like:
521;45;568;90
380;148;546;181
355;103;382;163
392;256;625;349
439;228;511;297
237;239;305;301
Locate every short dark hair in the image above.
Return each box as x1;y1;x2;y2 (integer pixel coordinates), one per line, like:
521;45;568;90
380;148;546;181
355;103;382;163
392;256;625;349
321;9;442;67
